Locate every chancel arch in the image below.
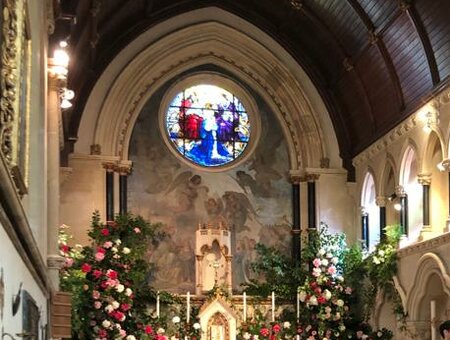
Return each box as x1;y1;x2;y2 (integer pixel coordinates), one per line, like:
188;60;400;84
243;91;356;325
75;8;340;171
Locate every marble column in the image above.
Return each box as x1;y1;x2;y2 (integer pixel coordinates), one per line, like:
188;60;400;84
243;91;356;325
360;207;369;249
290;174;302;265
376;196;387;241
396;185;408;236
307;174;319;230
225;255;233;294
103;162;116;221
418;174;433;240
116;165;131;215
46;70;65;288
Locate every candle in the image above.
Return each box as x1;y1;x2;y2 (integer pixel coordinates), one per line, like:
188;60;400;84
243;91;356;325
296;292;300;320
243;292;247;322
431;300;436;340
156;291;160;318
271;291;275;322
187;291;191;324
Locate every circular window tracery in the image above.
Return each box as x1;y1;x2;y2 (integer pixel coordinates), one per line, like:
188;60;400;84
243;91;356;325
165;84;251;167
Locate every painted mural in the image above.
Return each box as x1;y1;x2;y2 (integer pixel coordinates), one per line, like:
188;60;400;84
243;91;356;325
128;78;291;293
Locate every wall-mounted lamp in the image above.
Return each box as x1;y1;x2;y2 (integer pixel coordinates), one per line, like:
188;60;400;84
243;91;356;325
60;88;75;109
49;41;75;109
387;193;402;211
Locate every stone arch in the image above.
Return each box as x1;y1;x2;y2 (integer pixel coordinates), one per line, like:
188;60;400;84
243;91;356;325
379;153;398;197
422;130;445;174
76;8;340;171
406;252;450;320
399;139;421;187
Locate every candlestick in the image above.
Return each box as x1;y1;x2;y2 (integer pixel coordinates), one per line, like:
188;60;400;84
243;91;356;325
243;292;247;322
187;291;191;324
271;291;275;322
156;291;160;318
296;292;300;320
431;300;436;340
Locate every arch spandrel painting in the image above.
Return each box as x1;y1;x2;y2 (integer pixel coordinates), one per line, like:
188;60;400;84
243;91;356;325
129;79;291;293
165;85;250;167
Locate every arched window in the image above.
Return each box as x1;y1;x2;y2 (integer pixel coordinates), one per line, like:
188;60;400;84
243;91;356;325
361;172;379;251
165;84;250;167
400;146;421;241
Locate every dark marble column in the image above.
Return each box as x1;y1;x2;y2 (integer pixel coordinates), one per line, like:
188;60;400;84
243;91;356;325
307;174;319;230
439;159;450;230
361;208;369;249
418;174;431;228
397;186;408;236
103;162;116;221
376;196;387;241
290;175;302;265
117;165;132;215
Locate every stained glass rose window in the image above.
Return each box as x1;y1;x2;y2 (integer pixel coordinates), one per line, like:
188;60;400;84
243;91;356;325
165;84;251;167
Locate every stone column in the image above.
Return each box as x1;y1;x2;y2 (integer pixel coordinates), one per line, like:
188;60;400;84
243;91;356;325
376;196;387;241
116;164;131;215
195;255;203;295
439;159;450;232
418;174;433;240
289;174;302;265
360;207;369;249
225;255;233;294
46;70;65;288
103;162;116;221
307;174;319;230
396;185;408;236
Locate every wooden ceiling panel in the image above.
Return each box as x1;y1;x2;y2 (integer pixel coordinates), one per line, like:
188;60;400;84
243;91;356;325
382;12;432;108
356;0;398;30
355;45;397;128
304;0;367;56
415;0;450;81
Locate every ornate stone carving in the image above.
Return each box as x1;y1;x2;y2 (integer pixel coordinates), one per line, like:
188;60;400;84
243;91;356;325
47;254;65;270
375;196;387;207
0;0;18;165
395;185;406;197
417;173;432;186
102;161;116;172
306;173;320;182
439;158;450;172
90;143;101;155
290;0;303;10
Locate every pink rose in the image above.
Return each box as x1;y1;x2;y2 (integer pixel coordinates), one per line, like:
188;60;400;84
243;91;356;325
94;301;102;309
312;258;321;268
103;241;113;248
134;227;141;233
92;290;100;299
95;252;105;261
81;263;92;273
327;265;337;275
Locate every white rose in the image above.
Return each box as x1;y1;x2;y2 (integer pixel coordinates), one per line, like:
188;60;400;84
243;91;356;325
336;299;344;307
170;336;178;340
102;320;111;328
331;257;338;265
111;247;119;253
157;327;165;334
283;321;291;329
116;284;125;293
125;288;133;296
253;335;259;340
112;301;120;309
318;249;326;256
115;239;122;245
172;316;181;323
105;304;114;313
299;291;307;302
122;247;131;254
323;289;332;300
335;312;341;320
193;323;201;330
336;275;344;282
326;252;333;258
321;259;329;266
308;296;318;306
243;332;251;339
126;336;136;340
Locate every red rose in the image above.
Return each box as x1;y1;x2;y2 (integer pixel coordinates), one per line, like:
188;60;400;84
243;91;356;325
107;270;118;280
260;327;270;336
98;329;107;337
272;324;281;333
310;281;318;289
97;247;106;254
113;311;124;321
144;325;153;334
101;228;109;236
120;303;131;312
93;269;103;279
60;244;70;253
81;263;92;273
317;296;326;304
314;287;322;294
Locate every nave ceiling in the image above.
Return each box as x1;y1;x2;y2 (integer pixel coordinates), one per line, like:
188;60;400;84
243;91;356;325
52;0;450;177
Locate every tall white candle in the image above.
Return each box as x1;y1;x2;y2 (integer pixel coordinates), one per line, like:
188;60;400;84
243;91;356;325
156;291;160;318
271;291;275;322
187;291;191;324
431;300;436;340
243;292;247;322
296;292;300;320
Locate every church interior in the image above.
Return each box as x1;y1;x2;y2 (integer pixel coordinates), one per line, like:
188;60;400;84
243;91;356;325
1;0;450;339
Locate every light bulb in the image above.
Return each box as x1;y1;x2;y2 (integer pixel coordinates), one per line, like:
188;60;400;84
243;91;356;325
64;89;75;100
60;99;72;109
394;203;402;211
53;49;69;67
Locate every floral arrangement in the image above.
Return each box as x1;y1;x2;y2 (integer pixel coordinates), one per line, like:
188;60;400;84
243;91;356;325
59;212;202;340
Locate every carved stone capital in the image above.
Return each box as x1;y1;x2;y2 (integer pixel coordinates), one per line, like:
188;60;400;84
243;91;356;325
417;173;432;186
360;206;368;216
375;196;387;207
47;254;65;270
102;162;116;172
395;185;406;197
306;173;320;182
116;165;132;176
438;159;450;172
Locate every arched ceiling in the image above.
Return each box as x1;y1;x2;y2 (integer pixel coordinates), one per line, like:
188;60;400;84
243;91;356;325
52;0;450;178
